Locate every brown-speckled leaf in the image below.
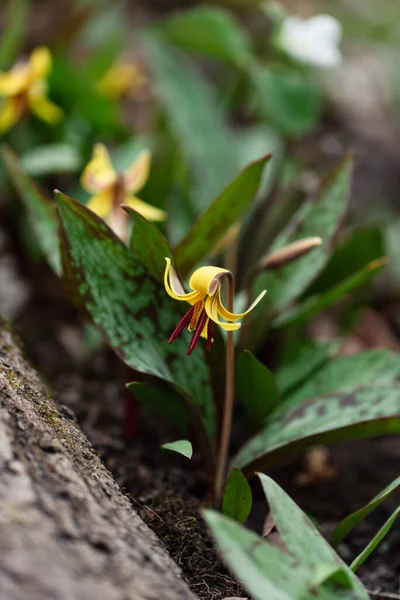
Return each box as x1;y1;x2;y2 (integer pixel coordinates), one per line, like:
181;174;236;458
2;146;61;275
57;191;216;442
235;385;400;474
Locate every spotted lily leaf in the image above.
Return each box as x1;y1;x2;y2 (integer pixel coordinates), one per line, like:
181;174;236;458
160;6;252;67
124;206;173;283
235;384;400;474
258;474;369;597
175;153;271;277
144;31;239;214
204;488;368;600
57;191;216;447
2;146;61;275
332;475;400;547
250;154;353;346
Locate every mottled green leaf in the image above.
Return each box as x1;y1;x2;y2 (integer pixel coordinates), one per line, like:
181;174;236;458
350;506;400;572
276;340;337;397
236;350;279;426
306;226;386;297
332;475;400;547
161;6;252;67
144;32;239;213
282;350;396;412
124;206;173;282
258;474;368;596
251;64;322;136
204;508;367;600
235;384;400;474
1;146;61;275
57;191;216;444
175;154;271;277
272;258;387;331
222;467;252;523
162;439;193;459
250;154;353;345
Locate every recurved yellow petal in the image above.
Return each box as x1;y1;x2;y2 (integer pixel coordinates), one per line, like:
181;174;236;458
86;189;113;218
123;149;151;193
28;89;63;124
97;61;145;98
205;295;241;331
29;47;52;79
216;289;266;321
0;98;20;133
0;66;29;97
81;143;116;193
125;195;166;222
164;258;202;303
188;266;229;297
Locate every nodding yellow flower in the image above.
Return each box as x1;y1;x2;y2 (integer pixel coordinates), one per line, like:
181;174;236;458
164;258;266;355
80;143;166;239
96;60;146;99
0;47;63;134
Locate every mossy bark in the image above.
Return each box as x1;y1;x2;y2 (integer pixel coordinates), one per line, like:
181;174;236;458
0;315;196;600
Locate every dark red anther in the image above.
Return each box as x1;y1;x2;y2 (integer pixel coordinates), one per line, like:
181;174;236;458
187;309;208;356
206;318;214;352
169;305;195;345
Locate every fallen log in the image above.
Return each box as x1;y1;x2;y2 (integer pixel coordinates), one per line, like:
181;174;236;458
0;315;196;600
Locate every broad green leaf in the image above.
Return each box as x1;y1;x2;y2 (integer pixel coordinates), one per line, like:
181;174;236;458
250;154;353;345
235;384;400;474
124;206;173;283
258;474;368;596
1;146;61;275
350;506;400;572
204;509;366;600
282;350;396;412
276;340;337;397
21;143;82;176
305;226;386;297
271;258;387;331
222;467;252;523
160;6;252;67
57;192;216;446
251;64;322;136
175;154;271;277
162;439;193;460
0;0;29;68
332;475;400;547
235;350;279;426
144;32;239;213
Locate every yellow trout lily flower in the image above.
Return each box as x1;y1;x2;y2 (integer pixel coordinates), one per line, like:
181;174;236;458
164;258;266;355
96;59;146;99
0;47;63;134
81;143;166;238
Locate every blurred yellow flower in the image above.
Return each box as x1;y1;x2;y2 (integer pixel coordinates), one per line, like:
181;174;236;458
0;47;63;134
96;60;146;99
81;143;165;238
164;258;266;355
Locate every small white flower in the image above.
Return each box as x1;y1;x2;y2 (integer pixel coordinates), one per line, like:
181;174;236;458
278;14;342;68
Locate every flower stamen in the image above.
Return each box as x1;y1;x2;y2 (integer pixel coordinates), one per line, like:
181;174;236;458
187;309;208;356
168;305;195;345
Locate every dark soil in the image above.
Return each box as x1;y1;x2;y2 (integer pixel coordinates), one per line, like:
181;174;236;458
7;251;400;599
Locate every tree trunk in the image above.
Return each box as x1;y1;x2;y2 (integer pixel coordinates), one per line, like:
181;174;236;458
0;315;197;600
